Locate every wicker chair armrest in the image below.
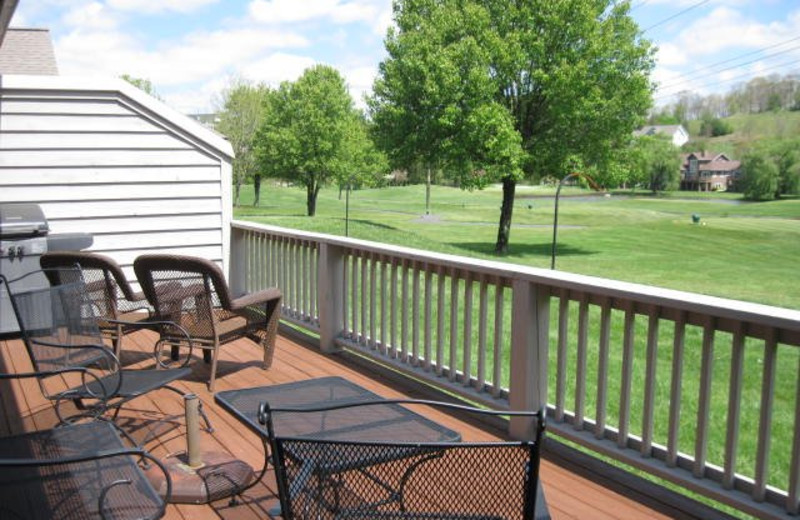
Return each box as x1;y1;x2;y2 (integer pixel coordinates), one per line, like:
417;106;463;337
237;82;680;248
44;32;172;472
229;287;282;311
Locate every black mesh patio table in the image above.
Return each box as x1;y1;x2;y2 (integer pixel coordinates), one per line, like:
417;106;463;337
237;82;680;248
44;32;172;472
215;376;461;444
215;377;462;516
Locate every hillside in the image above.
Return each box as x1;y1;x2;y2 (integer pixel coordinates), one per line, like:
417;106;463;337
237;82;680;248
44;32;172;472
683;110;800;156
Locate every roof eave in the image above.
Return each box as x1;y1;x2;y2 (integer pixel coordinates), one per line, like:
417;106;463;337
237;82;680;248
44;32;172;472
0;0;19;46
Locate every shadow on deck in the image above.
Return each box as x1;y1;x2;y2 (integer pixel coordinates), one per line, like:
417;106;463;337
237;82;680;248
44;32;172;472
0;328;728;520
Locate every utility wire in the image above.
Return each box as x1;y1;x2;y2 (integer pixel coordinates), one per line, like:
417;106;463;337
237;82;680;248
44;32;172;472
657;42;800;91
643;0;710;33
655;56;800;101
630;0;652;12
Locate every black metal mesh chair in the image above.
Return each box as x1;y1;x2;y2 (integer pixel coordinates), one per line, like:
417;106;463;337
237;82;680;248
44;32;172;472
40;251;154;357
0;419;171;520
259;400;547;520
0;270;207;430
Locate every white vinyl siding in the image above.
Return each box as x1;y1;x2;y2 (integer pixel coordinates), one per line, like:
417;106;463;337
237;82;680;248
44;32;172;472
0;75;233;283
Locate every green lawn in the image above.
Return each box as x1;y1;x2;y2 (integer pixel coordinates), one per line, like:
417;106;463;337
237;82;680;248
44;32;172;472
235;182;800;516
235;183;800;309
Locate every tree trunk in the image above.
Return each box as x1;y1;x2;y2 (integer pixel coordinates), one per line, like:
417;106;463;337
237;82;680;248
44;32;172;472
234;175;242;206
425;167;431;215
306;180;318;216
494;176;516;255
253;174;262;206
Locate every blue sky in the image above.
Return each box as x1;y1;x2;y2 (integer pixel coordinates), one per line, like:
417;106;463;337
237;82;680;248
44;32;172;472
11;0;800;114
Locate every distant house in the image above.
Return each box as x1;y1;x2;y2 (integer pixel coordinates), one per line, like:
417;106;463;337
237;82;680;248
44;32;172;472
633;124;689;147
680;152;741;192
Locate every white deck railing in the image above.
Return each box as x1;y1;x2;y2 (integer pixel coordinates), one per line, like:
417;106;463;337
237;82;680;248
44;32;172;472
230;220;800;519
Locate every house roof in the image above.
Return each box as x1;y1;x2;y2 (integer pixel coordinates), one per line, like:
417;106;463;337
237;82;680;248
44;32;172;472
0;28;58;75
704;160;741;172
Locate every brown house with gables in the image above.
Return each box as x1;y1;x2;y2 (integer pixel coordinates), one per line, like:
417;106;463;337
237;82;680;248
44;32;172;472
680;152;742;191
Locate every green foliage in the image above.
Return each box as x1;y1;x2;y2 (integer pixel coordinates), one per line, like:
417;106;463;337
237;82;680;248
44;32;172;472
120;74;160;99
699;115;733;137
255;65;380;216
741;151;779;200
370;0;655;253
215;79;269;205
627;136;681;192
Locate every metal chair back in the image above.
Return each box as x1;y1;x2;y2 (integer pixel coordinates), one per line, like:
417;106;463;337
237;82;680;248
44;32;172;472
261;400;546;520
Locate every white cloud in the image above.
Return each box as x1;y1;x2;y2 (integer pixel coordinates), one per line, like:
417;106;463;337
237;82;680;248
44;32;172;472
62;2;119;30
106;0;220;14
56;25;308;90
248;0;380;25
239;52;318;86
343;64;377;108
655;42;687;66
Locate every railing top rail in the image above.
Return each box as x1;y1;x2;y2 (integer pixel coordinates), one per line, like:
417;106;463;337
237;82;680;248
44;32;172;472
232;220;800;333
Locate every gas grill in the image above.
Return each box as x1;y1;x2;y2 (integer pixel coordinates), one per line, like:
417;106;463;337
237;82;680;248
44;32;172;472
0;203;93;334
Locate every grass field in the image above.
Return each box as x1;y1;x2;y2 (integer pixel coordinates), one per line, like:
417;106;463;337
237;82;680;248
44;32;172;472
235;182;800;309
235;182;800;516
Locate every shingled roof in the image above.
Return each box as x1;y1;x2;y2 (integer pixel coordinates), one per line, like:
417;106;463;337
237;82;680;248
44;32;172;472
0;28;58;75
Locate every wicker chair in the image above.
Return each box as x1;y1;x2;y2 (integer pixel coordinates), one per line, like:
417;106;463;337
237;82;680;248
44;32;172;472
40;251;153;357
0;416;171;519
259;400;548;520
133;254;282;392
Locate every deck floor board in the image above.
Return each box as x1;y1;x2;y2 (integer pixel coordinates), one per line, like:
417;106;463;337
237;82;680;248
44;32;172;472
0;330;677;520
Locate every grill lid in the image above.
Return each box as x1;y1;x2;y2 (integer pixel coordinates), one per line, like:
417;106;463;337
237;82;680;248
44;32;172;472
0;203;49;238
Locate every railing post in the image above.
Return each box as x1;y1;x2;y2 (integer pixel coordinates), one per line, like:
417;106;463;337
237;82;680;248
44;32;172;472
318;242;345;353
229;226;247;296
509;279;549;440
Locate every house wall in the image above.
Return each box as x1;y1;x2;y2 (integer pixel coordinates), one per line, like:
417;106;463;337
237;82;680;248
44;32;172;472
0;74;233;285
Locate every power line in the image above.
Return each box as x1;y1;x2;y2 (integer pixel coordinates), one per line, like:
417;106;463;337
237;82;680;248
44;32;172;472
630;0;652;12
654;56;800;101
657;42;800;92
655;35;800;91
643;0;710;33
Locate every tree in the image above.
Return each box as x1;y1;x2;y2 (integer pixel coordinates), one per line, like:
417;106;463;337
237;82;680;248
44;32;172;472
637;136;680;192
741;151;779;201
370;0;654;253
120;74;161;100
216;79;269;206
255;65;370;216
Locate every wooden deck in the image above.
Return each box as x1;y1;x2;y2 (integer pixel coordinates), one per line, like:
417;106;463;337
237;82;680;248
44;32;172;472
0;329;705;520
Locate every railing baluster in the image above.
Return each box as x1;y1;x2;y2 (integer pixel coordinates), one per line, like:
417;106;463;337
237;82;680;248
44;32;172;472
641;308;660;456
462;274;473;387
556;291;569;422
351;251;359;340
341;252;349;333
424;267;433;370
402;260;409;361
789;352;800;514
754;328;778;501
244;231;251;292
618;305;636;448
380;257;387;354
449;271;459;382
311;244;318;320
369;253;377;349
694;317;716;478
493;282;504;398
361;252;368;345
477;275;488;392
412;263;420;365
667;312;686;467
302;241;309;319
595;299;611;439
390;259;398;358
436;266;445;375
724;323;745;489
291;239;298;316
574;295;589;431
